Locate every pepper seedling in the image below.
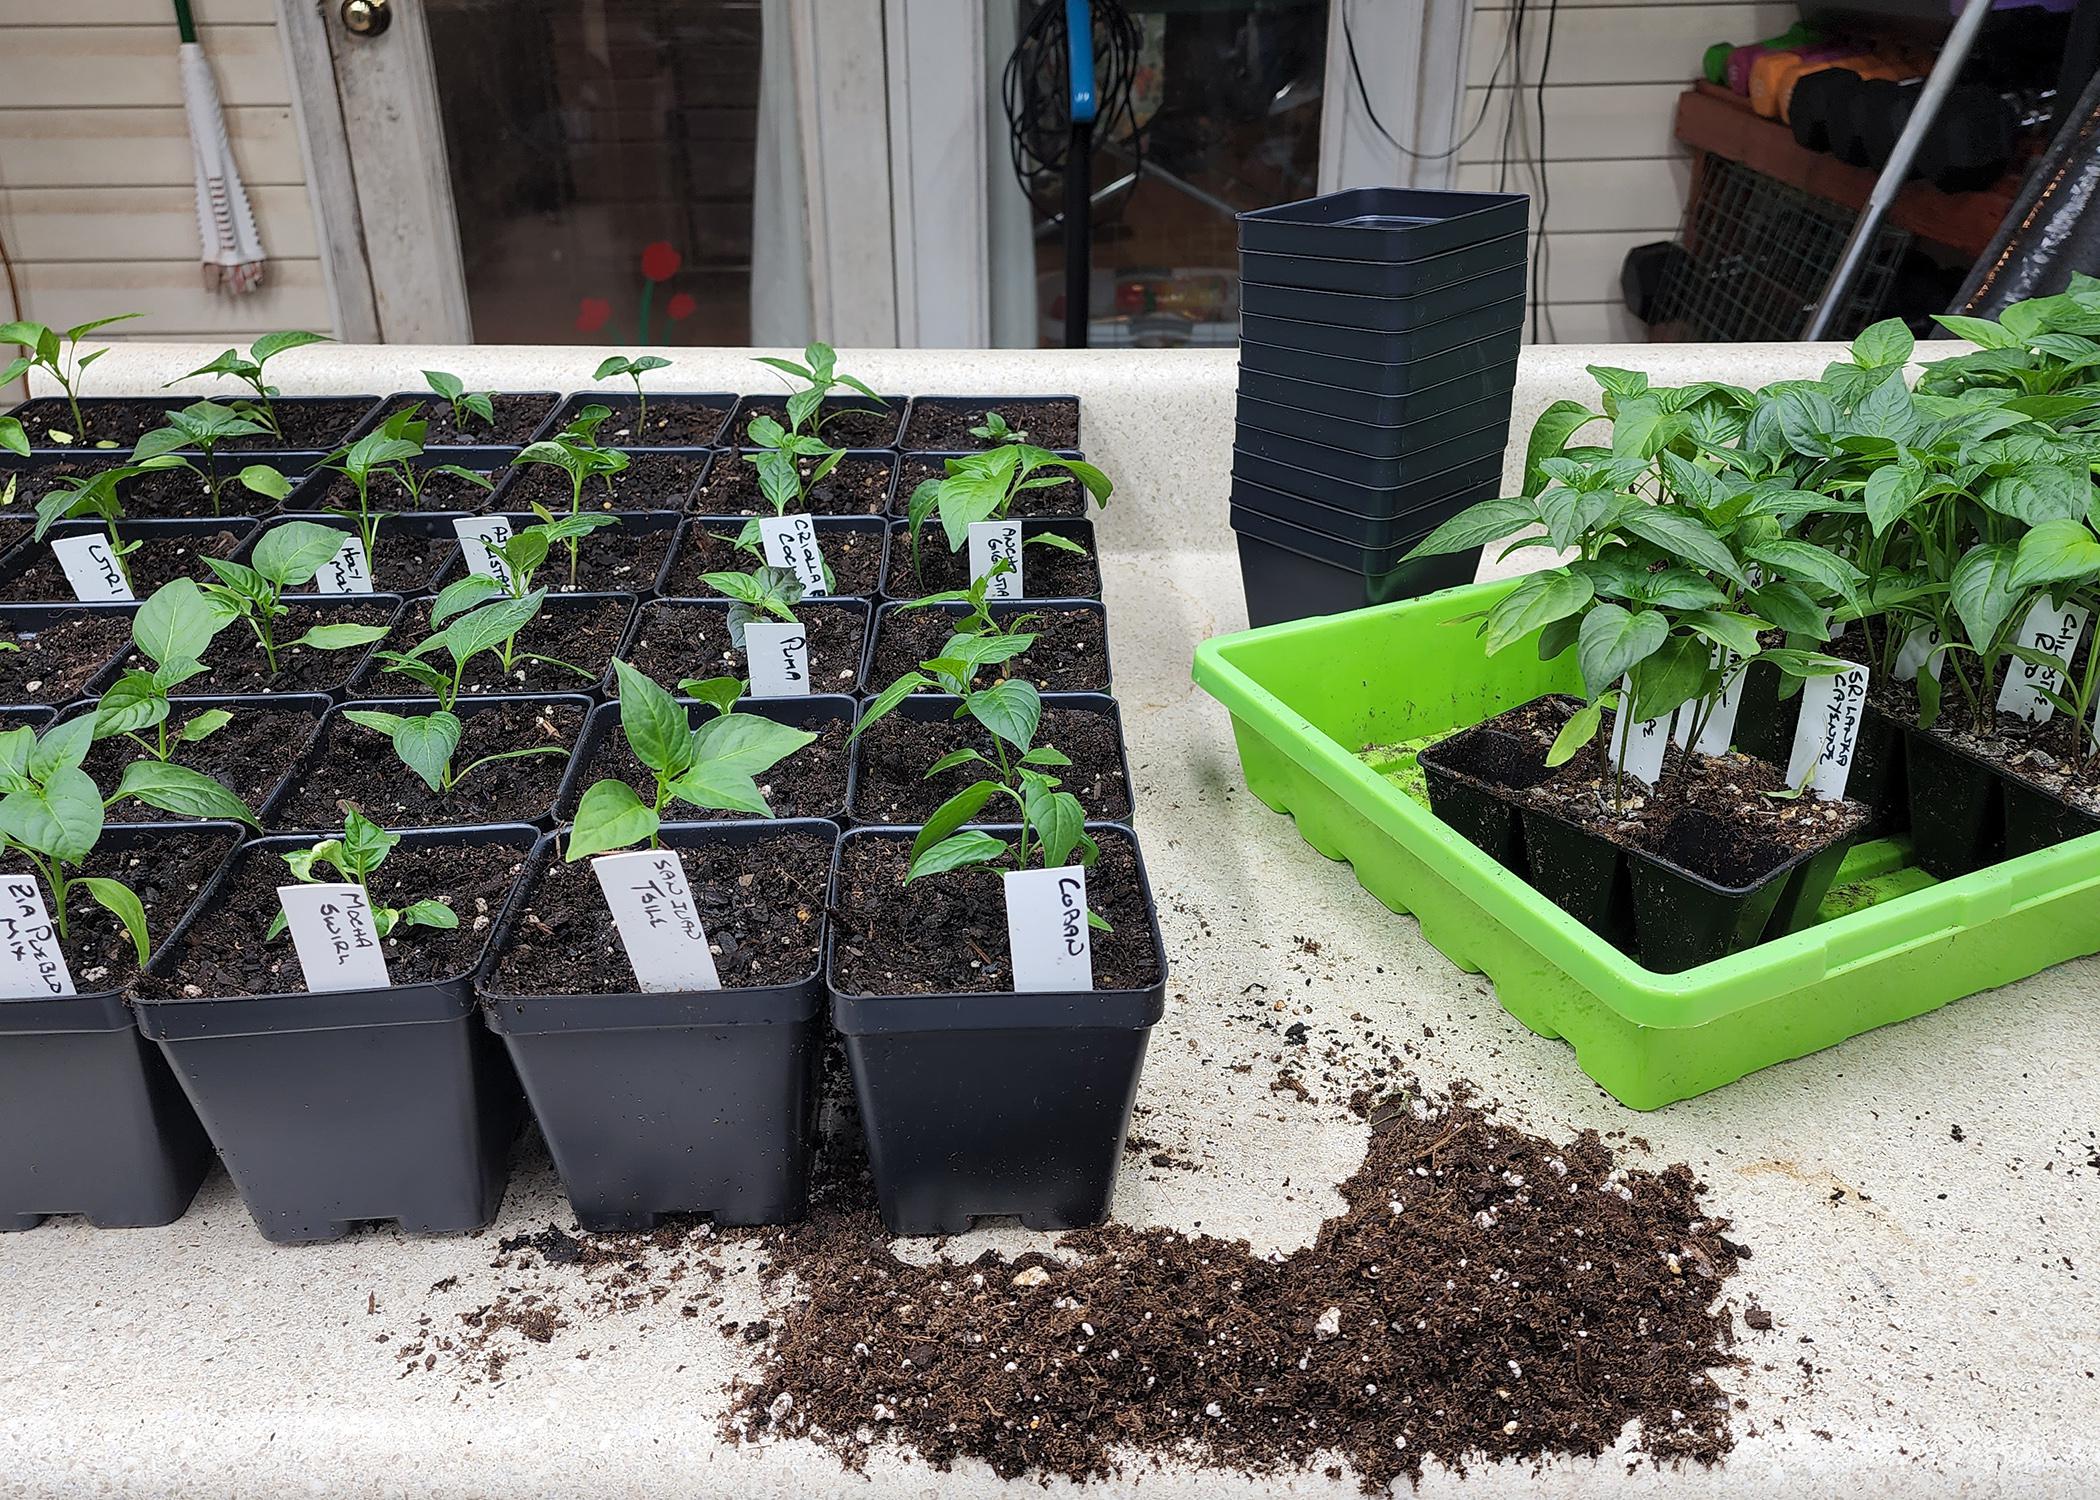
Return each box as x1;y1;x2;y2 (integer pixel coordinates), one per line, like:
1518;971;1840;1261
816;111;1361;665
174;330;332;443
906;441;1109;568
31;466;145;591
431;510;619;620
422;370;495;433
129;402;283;516
91;579;238;764
970;410;1028;445
893;568;1040;687
740;412;844;516
699;563;805;651
318;411;494;575
565;662;815;860
512;408;633;584
1;314;142;445
265;807;458;942
751;341;884;437
200;520;392;679
367;585;592;701
593;355;673;432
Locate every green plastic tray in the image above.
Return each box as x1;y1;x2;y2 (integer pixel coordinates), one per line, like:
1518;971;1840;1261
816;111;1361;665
1191;579;2100;1108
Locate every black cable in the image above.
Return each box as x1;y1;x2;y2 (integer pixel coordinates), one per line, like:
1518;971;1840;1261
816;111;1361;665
1496;0;1527;195
1531;0;1560;343
1003;0;1144;229
1339;0;1516;162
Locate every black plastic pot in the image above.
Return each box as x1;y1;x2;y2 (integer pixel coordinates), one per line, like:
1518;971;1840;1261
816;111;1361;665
847;691;1134;824
134;824;535;1244
0;821;240;1231
80;591;405;704
1236;186;1531;261
1625;811;1858;974
880;517;1101;600
1418;721;1559;872
865;596;1113;695
1241;296;1527;363
666;514;891;599
611;596;871;697
283;448;519;516
425;509;682;598
479;819;838;1230
347;590;630;698
1237;362;1519;429
345;390;563;447
1240;264;1530;333
491;446;714;513
545;392;738;448
242;511;465;597
891;449;1086;519
0;516;262;603
727;393;908;449
554;694;859;821
901;395;1081;452
2002;768;2100;859
5;395;382;456
1229;469;1502;549
1903;726;2007;879
1231;446;1503;519
1238;230;1528;297
1236;388;1515;463
0;599;142;710
826;823;1167;1236
1233;530;1478;628
1235;417;1511;490
1238;326;1524;398
59;691;331;825
1517;804;1636;948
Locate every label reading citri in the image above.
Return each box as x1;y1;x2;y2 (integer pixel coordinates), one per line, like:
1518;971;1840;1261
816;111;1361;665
0;874;75;998
277;882;390;993
50;531;134;602
1004;864;1093;993
592;848;722;993
1785;662;1871;801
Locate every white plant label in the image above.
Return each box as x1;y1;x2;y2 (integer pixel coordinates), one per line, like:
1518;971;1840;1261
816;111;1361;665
758;514;829;595
1671;649;1744;757
1893;624;1945;683
452;515;516;586
593;848;722;993
308;532;374;595
968;520;1024;599
1996;600;2089;724
1608;677;1671;787
0;875;74;998
1785;662;1871;801
277;882;390;993
742;620;811;697
49;531;133;602
1004;864;1093;992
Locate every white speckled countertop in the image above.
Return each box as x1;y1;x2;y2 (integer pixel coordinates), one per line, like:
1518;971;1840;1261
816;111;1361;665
3;342;2094;1499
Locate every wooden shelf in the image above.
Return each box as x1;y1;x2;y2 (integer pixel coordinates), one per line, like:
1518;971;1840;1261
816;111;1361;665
1673;81;2016;261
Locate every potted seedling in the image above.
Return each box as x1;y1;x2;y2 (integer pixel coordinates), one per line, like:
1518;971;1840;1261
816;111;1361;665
129;403;290;516
869;567;1112;694
173;330;338;446
315;412;495;581
748;341;898;446
441;508;621;599
902;396;1082;451
1;313;142;446
594;354;671;427
898;439;1107;600
627;564;867;698
421;371;493;435
195;519;394;691
510;412;634;577
559;358;728;447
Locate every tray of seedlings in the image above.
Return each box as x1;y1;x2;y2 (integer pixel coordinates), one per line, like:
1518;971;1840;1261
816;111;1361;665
2;329;1161;1243
1196;307;2100;1109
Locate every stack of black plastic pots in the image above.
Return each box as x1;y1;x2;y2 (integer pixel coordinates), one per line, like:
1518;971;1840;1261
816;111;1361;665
1233;187;1531;627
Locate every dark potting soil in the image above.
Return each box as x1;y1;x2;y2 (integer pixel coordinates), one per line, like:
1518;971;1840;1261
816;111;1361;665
0;524;247;602
219;398;377;452
735;398;904;449
0;609;134;704
688;452;895;516
573;394;731;448
830;830;1156;994
485;827;831;996
619;602;866;696
368;392;557;446
143;601;394;696
1934;715;2100;817
429;520;674;596
297;465;505;514
500;451;708;512
352;527;456;595
7;398;161;449
868;606;1109;694
16;459;258;523
139;838;531;997
360;596;631;697
882;527;1101;601
660;521;884;599
902;398;1079;451
24;829;240;995
271;699;584;830
851;705;1129;823
725;1084;1745;1489
573;714;850;821
893;456;1090;518
81;700;324;824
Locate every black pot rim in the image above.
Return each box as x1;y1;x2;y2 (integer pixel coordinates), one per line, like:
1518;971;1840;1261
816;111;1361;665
553;692;860;821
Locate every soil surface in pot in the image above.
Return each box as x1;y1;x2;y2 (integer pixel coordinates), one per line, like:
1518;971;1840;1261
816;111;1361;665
41;829;240;994
868;606;1109;693
220;398;377;452
0;609;131;704
1931;714;2100;817
573;713;850;821
13;459;266;522
499;451;707;512
140;838;531;997
9;397;373;453
360;596;630;697
368;393;555;446
334;526;455;595
689;453;894;516
8;398;160;449
882;527;1101;600
272;699;584;830
734;398;903;449
661;521;884;598
0;524;247;602
295;465;502;514
430;520;673;596
903;399;1079;451
852;705;1129;823
487;826;830;995
142;601;394;696
81;699;325;824
831;829;1155;994
620;601;865;696
893;456;1090;518
566;395;730;447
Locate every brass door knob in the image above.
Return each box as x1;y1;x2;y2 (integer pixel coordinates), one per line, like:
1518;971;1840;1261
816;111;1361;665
341;0;391;36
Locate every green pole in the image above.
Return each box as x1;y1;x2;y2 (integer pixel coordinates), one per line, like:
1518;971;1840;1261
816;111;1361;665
173;0;198;43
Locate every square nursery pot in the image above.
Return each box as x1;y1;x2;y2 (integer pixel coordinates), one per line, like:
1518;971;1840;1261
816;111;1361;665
1229;467;1502;547
865;596;1113;696
1240;295;1527;364
1231;445;1503;520
691;448;897;517
83;592;405;702
0;600;142;711
0;516;261;603
1729;665;1908;835
891;450;1090;519
826;823;1168;1236
478;819;841;1230
1237;362;1519;430
846;690;1134;825
285;449;520;516
546;392;737;448
614;596;872;699
1236;186;1531;262
1237;325;1524;400
244;512;466;598
261;693;593;833
1903;725;2010;879
1239;264;1529;334
350;591;632;699
0;821;242;1230
880;517;1102;601
492;446;715;513
556;693;859;822
663;514;890;599
348;391;563;448
426;510;681;598
133;824;536;1244
1236;387;1515;463
1230;510;1482;628
76;692;332;826
1238;229;1528;297
901;395;1081;453
1234;413;1510;490
5;395;382;455
728;393;908;449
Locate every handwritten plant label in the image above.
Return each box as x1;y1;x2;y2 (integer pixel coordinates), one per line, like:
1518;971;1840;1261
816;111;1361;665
277;882;390;992
50;531;133;602
743;620;811;697
1608;677;1671;787
592;848;722;992
309;532;375;595
1671;649;1744;757
758;514;829;595
1996;600;2089;723
0;875;75;998
1004;864;1093;992
1893;624;1945;683
452;515;516;586
968;520;1023;600
1785;662;1871;801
